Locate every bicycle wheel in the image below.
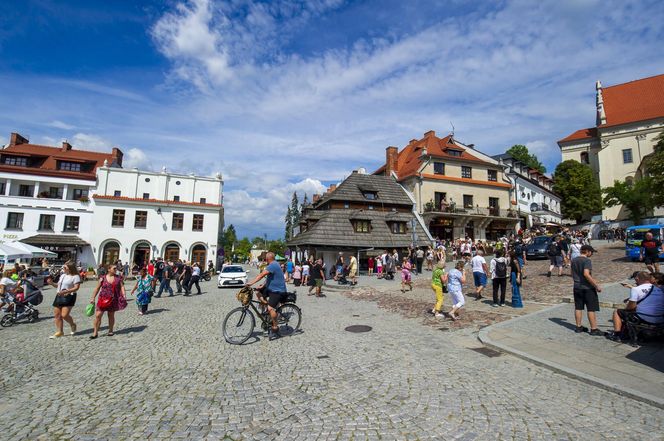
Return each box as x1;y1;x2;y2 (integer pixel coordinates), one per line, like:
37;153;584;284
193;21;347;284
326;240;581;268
222;307;255;345
276;304;302;336
1;314;15;327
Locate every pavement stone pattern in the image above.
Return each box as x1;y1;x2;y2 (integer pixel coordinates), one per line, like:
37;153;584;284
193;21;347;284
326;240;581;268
1;265;662;440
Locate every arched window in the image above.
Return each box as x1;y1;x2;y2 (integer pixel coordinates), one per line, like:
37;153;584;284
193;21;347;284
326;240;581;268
580;152;589;164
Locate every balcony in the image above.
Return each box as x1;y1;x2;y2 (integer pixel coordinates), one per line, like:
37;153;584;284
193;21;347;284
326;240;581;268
529;203;559;215
423;202;518;218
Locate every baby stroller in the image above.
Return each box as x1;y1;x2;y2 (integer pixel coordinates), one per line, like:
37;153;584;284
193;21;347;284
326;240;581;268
1;281;43;327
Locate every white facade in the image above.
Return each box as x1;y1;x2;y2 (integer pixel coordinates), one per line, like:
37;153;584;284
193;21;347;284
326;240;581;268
90;166;224;268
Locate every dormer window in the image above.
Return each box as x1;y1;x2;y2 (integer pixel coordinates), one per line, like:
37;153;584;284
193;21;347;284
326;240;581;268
488;170;497;182
58;161;81;172
3;156;27;166
446;149;462;157
352;220;371;233
363;191;378;200
388;221;407;234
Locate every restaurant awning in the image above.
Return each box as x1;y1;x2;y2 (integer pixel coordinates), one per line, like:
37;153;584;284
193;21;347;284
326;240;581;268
22;234;90;247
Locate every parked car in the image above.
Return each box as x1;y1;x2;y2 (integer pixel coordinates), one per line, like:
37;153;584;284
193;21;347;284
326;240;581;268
217;265;248;288
526;235;554;260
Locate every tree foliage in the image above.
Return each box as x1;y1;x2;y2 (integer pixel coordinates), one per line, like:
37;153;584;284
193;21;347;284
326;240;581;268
222;224;237;259
507;144;546;173
284;206;293;241
553;160;603;222
284;192;302;240
603;177;657;224
644;131;664;207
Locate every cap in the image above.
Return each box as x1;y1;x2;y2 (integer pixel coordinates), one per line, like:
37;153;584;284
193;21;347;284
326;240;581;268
580;245;597;253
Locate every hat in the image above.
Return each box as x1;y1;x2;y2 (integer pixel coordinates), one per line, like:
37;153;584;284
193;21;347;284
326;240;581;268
580;245;597;253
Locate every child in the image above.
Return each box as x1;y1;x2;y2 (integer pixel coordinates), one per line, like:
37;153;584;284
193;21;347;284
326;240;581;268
400;256;413;292
376;256;383;278
447;261;466;320
293;262;302;287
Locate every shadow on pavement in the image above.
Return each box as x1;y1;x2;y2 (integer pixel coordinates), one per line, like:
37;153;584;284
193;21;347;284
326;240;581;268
548;317;578;331
626;344;664;373
115;325;148;335
147;308;169;314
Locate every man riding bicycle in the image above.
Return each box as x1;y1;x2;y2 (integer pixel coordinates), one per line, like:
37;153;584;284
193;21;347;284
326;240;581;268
245;252;287;340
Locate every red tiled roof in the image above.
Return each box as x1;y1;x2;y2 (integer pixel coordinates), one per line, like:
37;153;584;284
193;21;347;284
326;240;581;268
375;132;495;181
601;74;664;127
1;140;118;180
93;195;222;208
558;127;597;143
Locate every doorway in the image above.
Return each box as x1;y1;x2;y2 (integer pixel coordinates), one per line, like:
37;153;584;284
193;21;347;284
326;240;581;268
164;243;180;262
102;241;120;266
133;242;151;267
191;244;207;266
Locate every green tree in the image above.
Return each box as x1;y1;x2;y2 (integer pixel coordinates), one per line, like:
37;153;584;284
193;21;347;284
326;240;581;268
267;238;286;256
234;237;253;261
290;192;301;226
603;177;657;224
643;131;664;207
507;144;546;173
553;160;603;223
223;224;237;259
284;206;293;240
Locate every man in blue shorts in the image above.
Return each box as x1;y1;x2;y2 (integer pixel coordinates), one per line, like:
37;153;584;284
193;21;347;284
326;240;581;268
470;250;489;300
246;252;288;340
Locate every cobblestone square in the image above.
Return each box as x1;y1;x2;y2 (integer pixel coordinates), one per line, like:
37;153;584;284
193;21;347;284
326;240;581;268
0;259;661;440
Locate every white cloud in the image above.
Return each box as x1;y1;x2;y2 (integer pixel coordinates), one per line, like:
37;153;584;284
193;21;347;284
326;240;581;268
46;120;76;130
71;132;113;152
122;147;152;170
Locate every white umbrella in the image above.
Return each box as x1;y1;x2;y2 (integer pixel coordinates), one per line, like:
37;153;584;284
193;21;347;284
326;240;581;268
8;241;57;258
0;243;32;263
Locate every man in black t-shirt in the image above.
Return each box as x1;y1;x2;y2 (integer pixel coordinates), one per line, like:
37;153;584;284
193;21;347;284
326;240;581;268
547;237;563;277
154;257;165;282
571;245;603;335
640;232;663;273
173;260;184;293
307;259;325;297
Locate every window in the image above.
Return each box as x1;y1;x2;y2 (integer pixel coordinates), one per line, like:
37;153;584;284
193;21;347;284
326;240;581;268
38;214;55;231
173;196;180;202
343;202;349;208
73;188;88;200
134;210;148;228
434;192;447;209
580;152;589;164
6;212;23;229
19;185;32;197
362;191;377;200
200;198;206;204
3;156;27;166
622;149;633;164
0;182;5;195
489;197;499;215
192;214;204;231
113;190;121;197
433;162;445;175
49;187;62;198
112;209;125;227
64;216;79;232
461;166;472;179
58;161;81;172
368;205;374;210
172;213;184;230
142;193;150;199
463;194;474;208
488;170;497;182
389;221;407;234
446;149;462;157
353;220;371;233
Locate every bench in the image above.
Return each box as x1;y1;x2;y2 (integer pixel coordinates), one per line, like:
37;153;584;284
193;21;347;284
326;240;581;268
624;312;664;347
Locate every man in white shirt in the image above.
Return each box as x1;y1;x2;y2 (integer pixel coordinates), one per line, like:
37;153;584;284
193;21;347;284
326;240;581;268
607;271;664;341
470;250;489;300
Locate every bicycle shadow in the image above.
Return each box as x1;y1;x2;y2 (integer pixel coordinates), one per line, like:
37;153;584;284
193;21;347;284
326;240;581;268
240;328;305;345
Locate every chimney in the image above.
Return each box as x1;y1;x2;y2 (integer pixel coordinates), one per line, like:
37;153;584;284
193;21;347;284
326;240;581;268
61;140;72;151
385;146;399;176
424;130;436;138
312;194;321;203
111;147;124;167
9;132;28;146
409;139;418;145
328;184;337;192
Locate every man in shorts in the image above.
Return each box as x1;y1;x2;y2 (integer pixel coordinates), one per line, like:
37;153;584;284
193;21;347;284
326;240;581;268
571;245;603;335
245;252;288;340
308;259;325;297
470;250;489;300
640;232;663;273
348;255;358;285
547;236;564;277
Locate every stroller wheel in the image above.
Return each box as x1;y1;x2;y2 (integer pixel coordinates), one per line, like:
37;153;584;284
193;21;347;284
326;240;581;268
1;314;15;327
27;311;39;323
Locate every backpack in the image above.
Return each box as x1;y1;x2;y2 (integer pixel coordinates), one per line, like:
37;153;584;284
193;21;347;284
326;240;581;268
495;258;507;278
156;261;165;272
547;242;559;257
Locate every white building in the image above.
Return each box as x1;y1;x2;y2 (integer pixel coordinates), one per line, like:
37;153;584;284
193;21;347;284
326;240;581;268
91;165;224;268
558;74;664;221
0;133;120;264
493;153;562;228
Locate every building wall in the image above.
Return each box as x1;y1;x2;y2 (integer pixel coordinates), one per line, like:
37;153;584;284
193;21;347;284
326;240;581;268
416;178;511;210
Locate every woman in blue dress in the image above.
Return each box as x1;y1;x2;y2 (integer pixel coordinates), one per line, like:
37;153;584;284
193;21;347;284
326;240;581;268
131;267;155;315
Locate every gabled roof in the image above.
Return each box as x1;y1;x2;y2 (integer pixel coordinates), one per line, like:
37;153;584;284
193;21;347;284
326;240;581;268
374;131;496;181
317;172;413;207
558;127;598;143
601;74;664;128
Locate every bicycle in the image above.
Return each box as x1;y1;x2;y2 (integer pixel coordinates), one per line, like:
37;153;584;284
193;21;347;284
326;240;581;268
223;287;302;345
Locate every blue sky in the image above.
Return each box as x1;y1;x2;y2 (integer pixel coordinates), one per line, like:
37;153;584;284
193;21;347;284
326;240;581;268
1;0;663;239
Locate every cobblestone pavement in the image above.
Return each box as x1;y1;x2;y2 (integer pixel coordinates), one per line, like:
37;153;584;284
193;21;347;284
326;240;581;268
0;267;661;440
339;243;646;331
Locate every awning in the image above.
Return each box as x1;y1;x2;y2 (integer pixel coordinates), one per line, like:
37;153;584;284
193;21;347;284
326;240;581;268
0;243;32;262
7;241;57;258
22;234;90;247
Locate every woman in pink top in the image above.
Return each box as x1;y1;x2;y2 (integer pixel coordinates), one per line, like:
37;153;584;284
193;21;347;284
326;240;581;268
89;264;126;339
400;257;413;292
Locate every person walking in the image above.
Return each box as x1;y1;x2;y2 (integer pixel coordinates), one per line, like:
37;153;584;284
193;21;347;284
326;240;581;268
367;256;374;276
173;259;184;293
415;247;425;274
569;239;582;261
131;267;155;315
471;250;489;300
447;261;466;320
180;262;192;296
348;255;358;285
400;257;413;292
301;260;310;287
547;236;564;277
376;255;383;277
89;264;126;338
155;261;174;297
508;250;523;308
571;245;603;335
514;239;527;280
640;231;663;273
45;261;80;339
293;261;302;287
430;261;448;317
308;259;325;297
188;263;202;294
490;249;509;307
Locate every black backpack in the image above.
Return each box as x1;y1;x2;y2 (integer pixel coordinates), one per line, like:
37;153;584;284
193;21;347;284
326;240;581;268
547;242;559;257
495;258;507;278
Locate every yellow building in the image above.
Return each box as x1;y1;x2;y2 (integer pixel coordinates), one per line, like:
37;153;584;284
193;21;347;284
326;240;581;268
374;130;518;241
558;74;664;221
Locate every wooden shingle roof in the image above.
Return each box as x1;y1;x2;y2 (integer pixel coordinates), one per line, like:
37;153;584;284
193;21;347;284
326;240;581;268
317;172;413;207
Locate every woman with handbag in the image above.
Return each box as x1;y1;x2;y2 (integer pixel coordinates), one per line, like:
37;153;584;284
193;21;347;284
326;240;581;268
509;250;523;308
45;261;80;339
131;267;155;315
89;264;126;338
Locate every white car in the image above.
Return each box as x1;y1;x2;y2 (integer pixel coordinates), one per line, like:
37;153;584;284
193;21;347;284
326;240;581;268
217;265;248;288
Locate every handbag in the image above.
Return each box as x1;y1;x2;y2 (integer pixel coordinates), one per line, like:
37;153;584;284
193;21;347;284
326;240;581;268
85;303;95;317
98;294;113;310
53;294;70;307
117;294;128;311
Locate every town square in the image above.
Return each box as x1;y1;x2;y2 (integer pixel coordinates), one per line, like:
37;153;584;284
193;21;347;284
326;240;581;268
1;1;664;440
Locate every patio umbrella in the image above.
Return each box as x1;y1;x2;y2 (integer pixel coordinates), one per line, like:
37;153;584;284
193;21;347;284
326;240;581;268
0;243;32;263
8;241;57;258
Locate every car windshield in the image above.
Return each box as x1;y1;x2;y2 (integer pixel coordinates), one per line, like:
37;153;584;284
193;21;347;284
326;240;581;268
627;229;660;241
222;266;244;273
532;236;551;245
